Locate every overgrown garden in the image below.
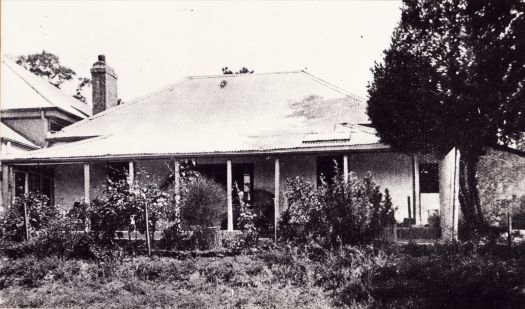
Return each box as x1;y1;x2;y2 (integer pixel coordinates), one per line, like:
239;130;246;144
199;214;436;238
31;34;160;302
1;162;525;308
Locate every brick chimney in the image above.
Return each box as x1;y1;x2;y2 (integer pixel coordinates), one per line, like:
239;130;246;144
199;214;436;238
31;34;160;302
91;55;118;115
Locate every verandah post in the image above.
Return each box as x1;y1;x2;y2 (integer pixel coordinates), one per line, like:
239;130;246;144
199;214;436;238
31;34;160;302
8;166;15;208
274;157;280;242
1;163;8;210
128;161;134;187
343;154;349;184
227;159;233;231
84;163;90;204
173;159;180;201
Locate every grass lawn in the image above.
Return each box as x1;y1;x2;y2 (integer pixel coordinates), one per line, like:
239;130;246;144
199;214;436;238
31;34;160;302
1;243;525;308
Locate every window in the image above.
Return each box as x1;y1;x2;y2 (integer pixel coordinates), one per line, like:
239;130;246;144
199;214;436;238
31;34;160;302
49;122;63;133
316;156;343;186
14;171;25;197
419;163;439;193
13;170;53;203
48;118;70;133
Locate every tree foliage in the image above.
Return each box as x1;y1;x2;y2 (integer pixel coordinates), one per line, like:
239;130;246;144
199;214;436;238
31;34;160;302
367;0;525;235
221;66;254;74
16;51;92;103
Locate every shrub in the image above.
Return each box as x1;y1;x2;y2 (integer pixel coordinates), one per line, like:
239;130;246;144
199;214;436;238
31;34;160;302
234;187;260;249
159;223;191;250
0;193;57;242
1;216;106;260
180;176;226;229
73;175;170;246
279;171;396;246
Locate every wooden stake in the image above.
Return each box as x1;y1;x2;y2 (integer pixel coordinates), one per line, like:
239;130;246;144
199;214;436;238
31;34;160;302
145;202;151;256
24;173;29;240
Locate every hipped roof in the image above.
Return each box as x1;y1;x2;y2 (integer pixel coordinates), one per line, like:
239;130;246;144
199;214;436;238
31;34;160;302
5;70;386;162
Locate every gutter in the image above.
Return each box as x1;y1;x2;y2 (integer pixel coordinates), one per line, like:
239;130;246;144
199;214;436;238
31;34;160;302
2;143;391;164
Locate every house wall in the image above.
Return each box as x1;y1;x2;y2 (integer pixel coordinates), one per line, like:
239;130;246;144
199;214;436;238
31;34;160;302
347;152;414;222
51;151;415;223
3;118;47;147
53;162;106;213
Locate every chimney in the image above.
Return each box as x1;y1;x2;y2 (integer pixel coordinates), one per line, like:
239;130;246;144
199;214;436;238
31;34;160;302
91;55;118;115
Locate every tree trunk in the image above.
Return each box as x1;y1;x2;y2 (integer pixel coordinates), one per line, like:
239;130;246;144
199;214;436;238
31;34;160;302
458;150;487;238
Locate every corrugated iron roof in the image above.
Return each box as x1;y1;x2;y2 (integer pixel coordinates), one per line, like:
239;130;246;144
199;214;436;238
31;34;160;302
1;58;91;118
6;70;382;161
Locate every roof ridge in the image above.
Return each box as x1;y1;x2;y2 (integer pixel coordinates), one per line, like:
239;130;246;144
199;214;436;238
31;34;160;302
186;69;365;104
299;70;365;104
51;78;186;137
186;70;304;79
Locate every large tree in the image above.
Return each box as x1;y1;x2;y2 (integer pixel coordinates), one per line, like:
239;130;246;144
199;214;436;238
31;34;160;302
367;0;525;236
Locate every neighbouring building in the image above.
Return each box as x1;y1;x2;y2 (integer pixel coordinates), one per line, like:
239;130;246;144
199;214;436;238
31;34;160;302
1;55;461;240
0;57;91;208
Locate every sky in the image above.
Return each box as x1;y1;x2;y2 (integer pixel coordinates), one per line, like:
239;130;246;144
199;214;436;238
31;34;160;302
2;0;402;101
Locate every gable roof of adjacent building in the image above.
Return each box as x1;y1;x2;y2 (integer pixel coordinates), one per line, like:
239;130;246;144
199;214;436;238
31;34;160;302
1;57;91;119
5;70;387;162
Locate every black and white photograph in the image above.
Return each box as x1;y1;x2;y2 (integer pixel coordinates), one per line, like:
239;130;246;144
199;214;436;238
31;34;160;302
0;0;524;308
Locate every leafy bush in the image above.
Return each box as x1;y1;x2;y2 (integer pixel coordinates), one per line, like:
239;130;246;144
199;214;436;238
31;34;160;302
180;176;226;229
1;216;110;260
0;193;57;242
279;171;396;246
235;187;260;248
73;176;170;246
